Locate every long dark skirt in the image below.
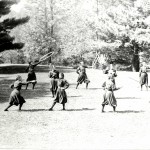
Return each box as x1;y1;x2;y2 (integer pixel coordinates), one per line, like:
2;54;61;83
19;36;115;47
102;90;117;107
27;72;36;81
54;88;67;104
50;78;57;94
140;72;148;85
77;73;90;84
9;89;26;106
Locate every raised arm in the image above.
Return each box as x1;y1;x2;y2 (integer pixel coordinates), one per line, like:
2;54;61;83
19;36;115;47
34;60;42;67
25;66;29;72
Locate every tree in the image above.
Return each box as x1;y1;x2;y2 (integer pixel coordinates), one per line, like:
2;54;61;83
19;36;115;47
12;0;58;63
0;0;29;53
91;0;150;71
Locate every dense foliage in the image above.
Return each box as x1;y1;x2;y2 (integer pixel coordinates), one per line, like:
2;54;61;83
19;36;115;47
0;0;29;53
1;0;150;71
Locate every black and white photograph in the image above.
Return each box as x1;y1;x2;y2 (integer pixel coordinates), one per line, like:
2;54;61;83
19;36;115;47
0;0;150;149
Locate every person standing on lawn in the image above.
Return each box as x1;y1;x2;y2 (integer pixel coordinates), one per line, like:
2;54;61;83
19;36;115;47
49;73;69;111
4;75;29;111
76;61;90;89
25;52;53;90
139;62;148;91
25;60;42;90
101;74;117;113
48;66;59;98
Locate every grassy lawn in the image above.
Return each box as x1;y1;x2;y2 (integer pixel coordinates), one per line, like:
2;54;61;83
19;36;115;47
0;65;150;149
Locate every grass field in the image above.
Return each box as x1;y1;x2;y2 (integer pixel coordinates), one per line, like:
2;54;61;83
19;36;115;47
0;65;150;150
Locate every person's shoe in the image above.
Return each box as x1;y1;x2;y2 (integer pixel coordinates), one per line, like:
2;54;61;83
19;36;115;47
49;108;53;111
4;109;8;111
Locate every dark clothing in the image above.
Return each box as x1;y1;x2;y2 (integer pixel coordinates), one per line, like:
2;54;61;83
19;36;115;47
139;66;148;85
49;71;58;96
26;72;36;81
49;78;58;95
102;80;117;107
76;65;90;84
9;81;26;106
54;79;69;104
26;62;40;81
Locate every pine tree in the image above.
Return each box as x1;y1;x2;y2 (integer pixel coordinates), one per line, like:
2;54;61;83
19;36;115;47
0;0;29;53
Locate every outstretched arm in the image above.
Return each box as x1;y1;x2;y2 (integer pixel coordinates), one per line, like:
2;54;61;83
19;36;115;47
25;66;29;72
34;60;42;67
9;83;14;89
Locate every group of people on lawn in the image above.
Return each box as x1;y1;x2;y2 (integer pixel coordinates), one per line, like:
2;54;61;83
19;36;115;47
4;58;148;113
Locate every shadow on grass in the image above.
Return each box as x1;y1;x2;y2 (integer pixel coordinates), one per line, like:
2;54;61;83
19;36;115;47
65;108;95;111
21;109;47;112
116;97;141;99
68;95;82;98
104;110;144;113
20;108;95;112
128;77;139;83
116;110;144;113
88;88;103;90
0;79;50;103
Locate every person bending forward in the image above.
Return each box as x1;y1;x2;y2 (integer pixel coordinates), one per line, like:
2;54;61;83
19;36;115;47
76;61;90;89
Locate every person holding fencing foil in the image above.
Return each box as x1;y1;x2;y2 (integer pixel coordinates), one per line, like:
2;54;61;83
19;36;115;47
25;60;41;90
49;73;69;111
26;52;53;90
4;75;29;111
76;61;90;89
101;74;117;113
139;62;148;91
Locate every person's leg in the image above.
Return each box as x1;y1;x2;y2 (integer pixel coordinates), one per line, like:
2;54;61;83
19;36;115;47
145;84;148;91
19;103;23;111
26;83;29;90
4;104;13;111
102;104;105;112
52;91;54;98
141;84;143;91
49;102;56;111
113;106;116;112
62;103;65;110
32;83;36;89
76;82;80;89
86;83;89;89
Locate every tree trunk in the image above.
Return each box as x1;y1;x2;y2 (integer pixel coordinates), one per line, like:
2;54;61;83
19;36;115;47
48;47;52;64
132;50;140;72
131;41;140;72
